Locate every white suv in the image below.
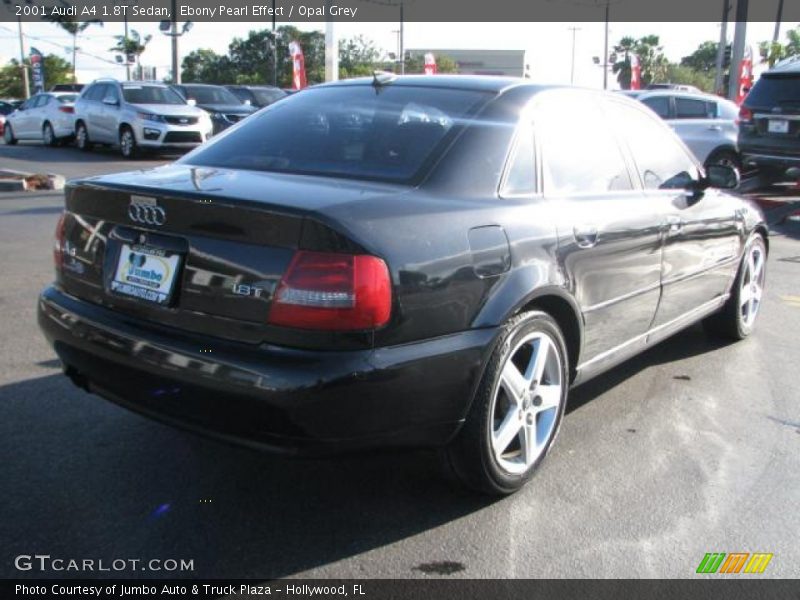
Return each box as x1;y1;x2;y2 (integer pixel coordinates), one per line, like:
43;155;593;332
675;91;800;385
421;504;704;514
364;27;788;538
73;80;213;158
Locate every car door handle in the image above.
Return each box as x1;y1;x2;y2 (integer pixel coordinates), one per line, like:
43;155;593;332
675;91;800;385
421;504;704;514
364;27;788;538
665;216;684;237
707;125;722;131
573;226;598;249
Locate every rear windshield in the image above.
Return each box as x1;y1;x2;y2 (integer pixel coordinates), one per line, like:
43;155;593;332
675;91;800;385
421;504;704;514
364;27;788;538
182;84;493;183
253;88;286;106
745;74;800;109
122;85;185;105
180;85;240;105
56;94;78;103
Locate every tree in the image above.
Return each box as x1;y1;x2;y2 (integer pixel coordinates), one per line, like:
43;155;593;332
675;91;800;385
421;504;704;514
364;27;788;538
0;54;74;98
48;18;103;82
680;41;728;75
759;25;800;67
664;64;714;93
110;29;152;78
338;35;381;79
402;52;459;75
181;49;232;84
612;35;669;89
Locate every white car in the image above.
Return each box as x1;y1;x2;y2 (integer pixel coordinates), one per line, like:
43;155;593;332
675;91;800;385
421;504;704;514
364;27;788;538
3;91;78;146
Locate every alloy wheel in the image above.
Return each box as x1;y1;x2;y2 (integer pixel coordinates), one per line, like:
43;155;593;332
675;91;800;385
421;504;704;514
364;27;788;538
740;242;765;328
76;125;87;149
490;331;563;475
43;123;54;146
120;129;134;157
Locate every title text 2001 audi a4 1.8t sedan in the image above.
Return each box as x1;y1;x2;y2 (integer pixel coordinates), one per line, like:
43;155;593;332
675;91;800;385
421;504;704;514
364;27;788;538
38;75;767;494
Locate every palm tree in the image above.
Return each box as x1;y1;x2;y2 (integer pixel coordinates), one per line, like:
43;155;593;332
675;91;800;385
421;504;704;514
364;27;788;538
110;29;153;80
50;18;103;82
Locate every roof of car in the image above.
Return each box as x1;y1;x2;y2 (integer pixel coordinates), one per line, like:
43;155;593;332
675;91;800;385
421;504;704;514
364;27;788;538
177;83;226;88
318;74;544;94
768;55;800;73
634;89;722;102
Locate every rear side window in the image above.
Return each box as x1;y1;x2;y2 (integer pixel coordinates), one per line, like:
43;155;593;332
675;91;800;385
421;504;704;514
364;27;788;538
183;85;493;183
501;125;536;197
537;92;632;195
641;96;670;118
606;99;699;190
84;84;106;101
675;97;714;119
744;74;800;108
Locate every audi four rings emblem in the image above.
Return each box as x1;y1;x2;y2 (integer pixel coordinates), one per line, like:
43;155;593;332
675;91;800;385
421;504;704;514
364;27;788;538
128;196;166;226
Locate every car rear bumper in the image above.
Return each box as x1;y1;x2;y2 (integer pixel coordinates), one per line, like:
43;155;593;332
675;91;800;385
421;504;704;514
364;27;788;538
37;286;496;455
742;152;800;170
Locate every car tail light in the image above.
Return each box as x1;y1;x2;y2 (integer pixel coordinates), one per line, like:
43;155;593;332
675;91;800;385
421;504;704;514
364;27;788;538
58;105;74;114
268;251;391;331
738;105;753;124
53;212;67;270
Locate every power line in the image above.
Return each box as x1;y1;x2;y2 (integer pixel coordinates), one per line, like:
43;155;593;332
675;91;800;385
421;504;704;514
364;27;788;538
0;24;123;66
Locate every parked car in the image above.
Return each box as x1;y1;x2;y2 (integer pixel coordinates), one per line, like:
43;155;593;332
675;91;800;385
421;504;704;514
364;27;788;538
646;83;702;93
50;83;85;93
3;91;78;146
626;90;741;170
738;56;800;183
0;100;16;136
73;79;213;158
225;85;287;109
171;83;256;134
39;77;767;495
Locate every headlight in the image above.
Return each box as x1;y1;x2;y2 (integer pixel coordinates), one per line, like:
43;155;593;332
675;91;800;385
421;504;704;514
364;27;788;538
136;112;165;123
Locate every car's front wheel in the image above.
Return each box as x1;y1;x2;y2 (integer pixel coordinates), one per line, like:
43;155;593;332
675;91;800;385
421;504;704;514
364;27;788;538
705;149;742;172
444;310;569;495
4;124;17;145
704;233;767;340
119;126;137;159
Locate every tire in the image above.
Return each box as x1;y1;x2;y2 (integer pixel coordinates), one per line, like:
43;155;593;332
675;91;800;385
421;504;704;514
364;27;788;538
705;149;742;172
4;124;17;145
75;122;92;151
119;126;137;159
703;233;767;340
444;310;569;495
42;122;57;147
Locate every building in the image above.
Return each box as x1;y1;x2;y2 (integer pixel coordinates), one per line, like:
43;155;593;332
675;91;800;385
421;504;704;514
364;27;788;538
408;49;529;78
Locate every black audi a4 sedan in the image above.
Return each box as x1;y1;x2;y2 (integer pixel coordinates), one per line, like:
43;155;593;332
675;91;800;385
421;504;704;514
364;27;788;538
38;76;767;494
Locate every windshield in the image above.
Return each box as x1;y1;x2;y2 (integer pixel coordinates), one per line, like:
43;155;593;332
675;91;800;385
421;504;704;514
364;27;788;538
182;84;493;183
181;85;240;105
745;74;800;109
122;85;185;105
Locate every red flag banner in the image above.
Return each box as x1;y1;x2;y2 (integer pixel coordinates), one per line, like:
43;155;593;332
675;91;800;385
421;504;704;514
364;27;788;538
424;52;437;75
289;40;307;90
629;54;641;90
736;45;753;105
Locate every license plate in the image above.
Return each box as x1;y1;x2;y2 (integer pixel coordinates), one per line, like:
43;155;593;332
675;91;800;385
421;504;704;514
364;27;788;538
110;243;181;305
768;119;789;134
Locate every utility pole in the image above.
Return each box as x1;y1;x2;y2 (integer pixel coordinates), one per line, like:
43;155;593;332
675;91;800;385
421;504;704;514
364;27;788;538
399;0;405;75
602;1;610;90
17;15;30;98
324;0;338;82
713;0;730;95
124;16;130;80
568;26;581;85
773;0;784;43
727;0;748;101
171;0;179;84
271;0;277;86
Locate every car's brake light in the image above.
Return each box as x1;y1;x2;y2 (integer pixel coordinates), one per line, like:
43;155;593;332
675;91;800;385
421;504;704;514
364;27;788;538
738;105;753;124
268;251;391;331
58;105;74;114
53;212;67;270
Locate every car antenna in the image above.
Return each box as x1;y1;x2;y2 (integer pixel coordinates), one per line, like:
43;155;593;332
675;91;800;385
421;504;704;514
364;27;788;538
372;70;396;92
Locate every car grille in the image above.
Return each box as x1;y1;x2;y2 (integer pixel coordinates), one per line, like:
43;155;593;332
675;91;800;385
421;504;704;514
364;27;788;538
163;131;203;143
164;116;198;125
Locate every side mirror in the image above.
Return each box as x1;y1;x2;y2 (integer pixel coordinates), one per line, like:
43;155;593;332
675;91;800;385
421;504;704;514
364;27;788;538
186;98;197;106
705;164;740;190
102;96;119;106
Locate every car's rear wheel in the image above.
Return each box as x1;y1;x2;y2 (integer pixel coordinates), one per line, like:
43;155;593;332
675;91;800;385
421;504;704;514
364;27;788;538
75;122;92;151
4;124;17;145
119;126;137;159
705;149;741;172
42;122;57;147
704;233;767;340
444;310;569;495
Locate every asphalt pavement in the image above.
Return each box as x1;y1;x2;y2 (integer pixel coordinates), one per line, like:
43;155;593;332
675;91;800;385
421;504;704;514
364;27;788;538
1;141;799;579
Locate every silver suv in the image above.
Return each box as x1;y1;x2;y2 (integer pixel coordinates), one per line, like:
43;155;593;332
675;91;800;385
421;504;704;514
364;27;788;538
624;90;741;170
73;79;213;158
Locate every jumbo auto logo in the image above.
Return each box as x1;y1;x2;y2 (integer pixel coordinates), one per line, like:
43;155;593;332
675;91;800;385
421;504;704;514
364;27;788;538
696;552;773;574
125;252;168;289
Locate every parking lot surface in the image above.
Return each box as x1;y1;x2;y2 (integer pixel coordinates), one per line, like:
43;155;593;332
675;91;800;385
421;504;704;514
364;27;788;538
1;142;799;578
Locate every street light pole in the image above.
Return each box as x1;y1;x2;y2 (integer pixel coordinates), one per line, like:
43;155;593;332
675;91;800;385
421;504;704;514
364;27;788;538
17;15;30;98
399;0;404;75
568;26;581;85
602;0;609;90
271;0;277;86
171;0;180;83
713;0;730;95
